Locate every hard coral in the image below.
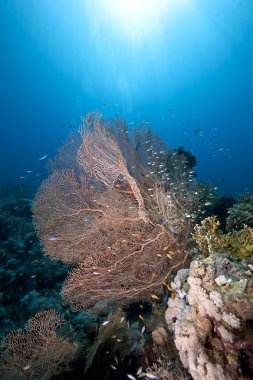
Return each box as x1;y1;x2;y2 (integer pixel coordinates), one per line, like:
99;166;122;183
226;193;253;231
165;254;253;380
226;201;253;231
192;217;225;256
193;216;253;259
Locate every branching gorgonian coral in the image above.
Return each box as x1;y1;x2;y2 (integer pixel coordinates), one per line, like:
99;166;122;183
33;112;199;310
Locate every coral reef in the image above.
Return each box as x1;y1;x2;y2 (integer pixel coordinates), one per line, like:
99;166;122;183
9;113;253;379
193;216;253;259
0;186;68;339
0;177;191;380
226;195;253;231
165;254;253;380
33;113;198;310
0;310;78;380
143;356;191;380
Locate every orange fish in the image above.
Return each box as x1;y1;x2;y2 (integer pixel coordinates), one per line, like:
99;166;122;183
172;291;177;299
150;294;160;300
162;280;172;292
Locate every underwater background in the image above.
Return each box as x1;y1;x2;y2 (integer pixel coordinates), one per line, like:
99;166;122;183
1;1;253;380
1;0;253;195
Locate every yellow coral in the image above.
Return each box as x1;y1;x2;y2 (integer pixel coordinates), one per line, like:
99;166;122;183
225;226;253;259
193;217;253;259
192;217;226;256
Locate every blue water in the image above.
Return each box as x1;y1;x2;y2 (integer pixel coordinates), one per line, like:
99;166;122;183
1;0;253;196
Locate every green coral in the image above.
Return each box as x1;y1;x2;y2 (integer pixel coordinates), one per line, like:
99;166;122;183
193;216;253;259
226;226;253;259
226;195;253;232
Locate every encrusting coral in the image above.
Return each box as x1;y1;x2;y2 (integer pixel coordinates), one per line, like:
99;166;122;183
165;254;253;380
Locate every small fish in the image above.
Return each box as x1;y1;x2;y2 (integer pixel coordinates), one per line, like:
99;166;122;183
166;253;172;260
30;275;36;279
38;154;47;160
162;280;172;291
145;372;158;379
120;317;125;322
204;201;212;206
127;374;137;380
49;236;57;241
141;326;145;334
116;338;123;343
110;364;117;370
93;271;100;275
23;365;32;371
150;294;160;300
26;170;32;173
19;176;26;179
102;320;110;326
137;367;143;375
163;244;171;251
156;253;162;257
139;314;144;321
112;335;117;339
172;291;177;299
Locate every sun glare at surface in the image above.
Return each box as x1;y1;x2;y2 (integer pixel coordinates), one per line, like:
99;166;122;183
98;0;192;42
